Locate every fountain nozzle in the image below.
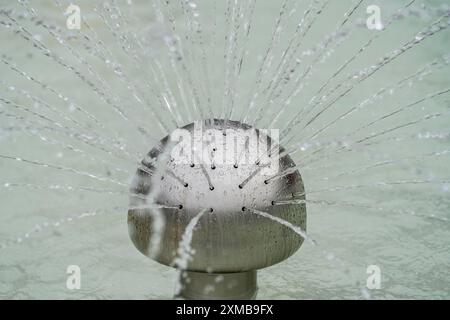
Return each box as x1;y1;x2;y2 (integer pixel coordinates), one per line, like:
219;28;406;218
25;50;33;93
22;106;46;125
128;119;306;299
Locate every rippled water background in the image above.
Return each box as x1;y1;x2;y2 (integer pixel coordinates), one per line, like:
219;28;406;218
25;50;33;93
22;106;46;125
0;0;449;299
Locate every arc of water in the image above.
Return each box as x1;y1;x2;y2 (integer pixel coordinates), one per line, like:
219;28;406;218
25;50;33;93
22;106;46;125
157;0;208;122
93;5;177;133
282;10;450;143
3;12;149;135
282;59;450;162
8;121;131;177
138;141;175;259
302;55;449;142
238;163;270;189
267;110;445;183
245;207;316;245
173;208;208;295
321;150;450;182
0;204;177;251
348;88;450;139
0;154;128;187
255;0;361;128
273;196;449;223
222;0;242;126
0;57;103;133
179;0;214;121
314;0;418;108
241;0;292;123
2;182;127;195
53;0;179;133
300;131;450;174
227;0;257;122
293;179;450;199
300;111;446;170
0;96;140;163
111;1;186;128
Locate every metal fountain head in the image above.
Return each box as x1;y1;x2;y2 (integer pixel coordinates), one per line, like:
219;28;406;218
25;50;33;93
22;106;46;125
128;119;306;299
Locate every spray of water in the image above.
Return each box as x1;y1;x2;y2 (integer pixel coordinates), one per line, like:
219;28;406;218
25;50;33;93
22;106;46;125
1;0;449;299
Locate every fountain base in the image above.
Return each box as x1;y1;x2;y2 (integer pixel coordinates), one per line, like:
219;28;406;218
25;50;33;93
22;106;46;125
176;271;257;300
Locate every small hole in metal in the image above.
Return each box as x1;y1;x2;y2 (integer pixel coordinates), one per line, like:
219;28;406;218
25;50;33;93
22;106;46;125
241;207;246;212
264;180;269;185
178;205;183;209
184;183;189;187
213;147;217;152
211;165;216;170
271;201;275;206
210;208;214;213
238;184;243;189
233;164;238;169
190;163;195;168
209;186;214;191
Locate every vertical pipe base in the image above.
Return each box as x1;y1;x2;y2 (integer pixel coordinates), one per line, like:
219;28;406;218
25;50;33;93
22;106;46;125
176;270;257;300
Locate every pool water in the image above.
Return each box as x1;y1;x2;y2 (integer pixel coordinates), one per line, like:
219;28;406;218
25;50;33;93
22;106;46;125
0;0;449;299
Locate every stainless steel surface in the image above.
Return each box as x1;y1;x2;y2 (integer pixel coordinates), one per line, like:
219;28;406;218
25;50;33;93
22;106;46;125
128;119;306;298
176;271;257;300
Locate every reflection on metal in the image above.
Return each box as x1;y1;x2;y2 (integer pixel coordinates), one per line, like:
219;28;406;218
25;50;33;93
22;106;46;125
128;119;307;299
